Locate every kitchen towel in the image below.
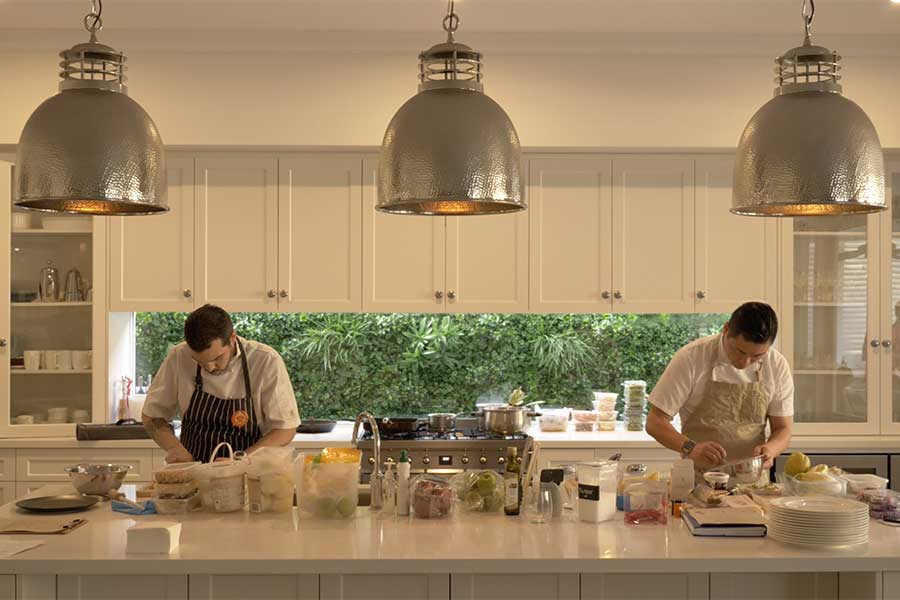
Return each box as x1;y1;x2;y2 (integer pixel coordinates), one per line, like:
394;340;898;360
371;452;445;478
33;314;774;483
0;518;87;535
0;540;44;557
112;500;156;516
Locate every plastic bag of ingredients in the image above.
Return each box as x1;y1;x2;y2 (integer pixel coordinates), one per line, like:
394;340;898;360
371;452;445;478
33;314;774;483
777;470;847;497
411;474;454;519
247;447;296;513
196;442;248;513
450;470;504;513
296;449;361;519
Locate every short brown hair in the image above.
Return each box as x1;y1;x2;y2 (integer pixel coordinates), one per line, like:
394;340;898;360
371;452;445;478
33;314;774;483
727;302;778;345
184;304;233;352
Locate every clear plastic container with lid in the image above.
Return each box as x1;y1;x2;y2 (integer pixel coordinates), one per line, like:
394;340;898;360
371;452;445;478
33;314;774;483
247;447;295;513
576;461;617;523
538;408;570;432
623;480;668;525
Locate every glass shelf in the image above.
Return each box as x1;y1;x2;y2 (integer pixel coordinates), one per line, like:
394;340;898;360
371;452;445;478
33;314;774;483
11;370;92;375
794;231;865;238
794;302;866;308
11;229;91;235
11;302;92;308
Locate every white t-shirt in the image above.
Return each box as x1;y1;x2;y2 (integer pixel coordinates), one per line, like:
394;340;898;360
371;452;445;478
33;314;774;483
142;336;300;436
649;334;794;423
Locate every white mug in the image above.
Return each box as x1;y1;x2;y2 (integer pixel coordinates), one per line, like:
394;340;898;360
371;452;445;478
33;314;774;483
14;414;34;425
56;350;73;370
24;351;41;371
72;350;91;370
72;409;90;423
42;350;59;370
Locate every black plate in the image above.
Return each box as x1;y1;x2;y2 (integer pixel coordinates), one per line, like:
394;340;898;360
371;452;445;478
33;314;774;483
16;494;99;513
296;419;337;434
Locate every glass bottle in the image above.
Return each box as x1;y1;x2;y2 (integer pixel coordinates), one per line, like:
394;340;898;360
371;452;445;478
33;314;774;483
503;447;521;516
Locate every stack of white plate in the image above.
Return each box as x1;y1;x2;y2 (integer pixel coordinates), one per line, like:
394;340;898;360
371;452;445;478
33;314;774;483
768;496;869;547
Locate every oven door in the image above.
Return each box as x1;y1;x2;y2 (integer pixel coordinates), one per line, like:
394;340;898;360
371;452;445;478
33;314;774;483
775;454;888;478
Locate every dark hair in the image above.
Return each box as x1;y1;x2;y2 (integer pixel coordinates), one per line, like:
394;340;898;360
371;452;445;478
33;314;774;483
184;304;234;352
727;302;778;345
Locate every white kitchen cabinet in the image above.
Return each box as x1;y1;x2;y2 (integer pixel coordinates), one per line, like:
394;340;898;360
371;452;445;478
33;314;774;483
195;156;279;312
278;156;362;312
190;575;318;600
16;449;153;482
611;158;695;313
694;158;779;313
109;155;195;311
451;574;578;600
15;481;57;499
880;162;900;435
528;157;613;313
0;483;14;506
709;573;837;600
580;573;709;600
57;575;188;600
536;449;595;472
0;576;12;600
321;574;449;600
15;575;55;600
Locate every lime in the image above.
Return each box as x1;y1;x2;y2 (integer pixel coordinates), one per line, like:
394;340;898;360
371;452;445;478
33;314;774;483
317;497;337;518
476;473;496;496
336;496;356;518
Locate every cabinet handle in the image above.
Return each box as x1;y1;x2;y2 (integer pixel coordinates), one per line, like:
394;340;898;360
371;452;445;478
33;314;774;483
601;291;611;300
279;290;288;299
613;290;623;300
0;339;6;348
448;290;457;300
883;340;893;349
434;290;444;300
267;290;276;298
871;339;881;348
183;289;192;299
696;290;707;300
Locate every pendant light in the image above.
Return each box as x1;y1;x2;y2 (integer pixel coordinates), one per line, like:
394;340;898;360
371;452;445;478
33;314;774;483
377;0;524;215
14;0;167;215
732;0;884;216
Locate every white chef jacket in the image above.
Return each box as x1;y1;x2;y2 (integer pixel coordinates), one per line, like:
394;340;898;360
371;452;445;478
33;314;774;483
649;334;794;423
143;336;300;436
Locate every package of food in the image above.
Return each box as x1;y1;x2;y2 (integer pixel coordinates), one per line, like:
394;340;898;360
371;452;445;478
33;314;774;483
623;480;668;525
154;481;199;499
538;408;569;432
153;494;201;515
411;474;454;519
841;473;889;494
450;471;504;513
312;448;363;464
779;471;847;497
596;420;616;431
591;392;618;411
296;452;360;519
153;462;201;484
247;447;296;513
858;489;900;519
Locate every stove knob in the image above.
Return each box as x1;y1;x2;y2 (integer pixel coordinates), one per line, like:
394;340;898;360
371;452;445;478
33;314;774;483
422;456;431;466
479;456;487;465
497;457;506;465
516;457;523;465
368;457;375;465
386;457;396;464
461;456;470;465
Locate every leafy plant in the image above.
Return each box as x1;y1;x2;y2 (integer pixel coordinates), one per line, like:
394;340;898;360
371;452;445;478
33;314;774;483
294;315;370;371
531;329;594;378
401;315;461;370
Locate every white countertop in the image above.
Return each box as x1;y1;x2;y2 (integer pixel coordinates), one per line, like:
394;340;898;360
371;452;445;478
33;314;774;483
2;422;900;452
1;485;899;575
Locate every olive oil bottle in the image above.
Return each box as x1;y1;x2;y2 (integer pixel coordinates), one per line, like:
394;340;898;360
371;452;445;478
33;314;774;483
503;447;521;516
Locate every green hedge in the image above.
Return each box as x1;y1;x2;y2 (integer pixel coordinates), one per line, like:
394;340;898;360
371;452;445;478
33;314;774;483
135;312;728;419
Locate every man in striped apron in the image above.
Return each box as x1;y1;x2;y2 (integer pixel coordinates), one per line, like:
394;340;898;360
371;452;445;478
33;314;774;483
142;305;300;463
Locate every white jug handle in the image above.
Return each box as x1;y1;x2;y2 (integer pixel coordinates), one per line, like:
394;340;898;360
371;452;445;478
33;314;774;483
208;442;234;464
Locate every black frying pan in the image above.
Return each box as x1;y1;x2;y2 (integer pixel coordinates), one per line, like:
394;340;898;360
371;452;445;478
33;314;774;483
362;416;426;435
296;419;337;434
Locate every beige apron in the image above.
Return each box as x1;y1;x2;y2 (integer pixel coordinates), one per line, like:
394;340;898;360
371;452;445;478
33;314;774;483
681;348;769;479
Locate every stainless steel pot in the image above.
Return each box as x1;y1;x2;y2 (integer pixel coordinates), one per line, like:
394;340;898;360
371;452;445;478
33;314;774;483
482;405;539;435
427;413;459;433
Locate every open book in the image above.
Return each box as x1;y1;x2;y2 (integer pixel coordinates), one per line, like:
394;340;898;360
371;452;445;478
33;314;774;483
682;507;767;537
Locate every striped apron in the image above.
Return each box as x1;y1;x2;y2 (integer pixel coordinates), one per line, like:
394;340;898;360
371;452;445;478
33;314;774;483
180;339;261;462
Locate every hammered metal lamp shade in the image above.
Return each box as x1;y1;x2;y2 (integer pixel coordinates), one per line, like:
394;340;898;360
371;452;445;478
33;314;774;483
378;87;523;215
15;89;167;215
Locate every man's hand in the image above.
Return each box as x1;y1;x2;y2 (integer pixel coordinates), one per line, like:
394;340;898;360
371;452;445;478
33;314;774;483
688;441;728;468
165;446;193;464
753;444;777;469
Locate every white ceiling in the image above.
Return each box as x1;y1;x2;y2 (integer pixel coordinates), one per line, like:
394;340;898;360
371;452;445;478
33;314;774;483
1;0;899;35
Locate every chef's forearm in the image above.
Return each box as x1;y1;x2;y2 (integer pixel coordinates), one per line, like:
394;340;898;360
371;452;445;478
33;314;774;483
246;427;296;453
645;407;688;454
142;414;185;452
765;416;793;456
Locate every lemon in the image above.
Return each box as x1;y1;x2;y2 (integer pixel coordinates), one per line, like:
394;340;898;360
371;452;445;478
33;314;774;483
645;471;661;481
811;464;829;474
796;471;830;482
784;452;811;477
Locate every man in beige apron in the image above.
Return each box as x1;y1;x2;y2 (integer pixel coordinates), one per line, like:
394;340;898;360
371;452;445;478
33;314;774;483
645;302;794;478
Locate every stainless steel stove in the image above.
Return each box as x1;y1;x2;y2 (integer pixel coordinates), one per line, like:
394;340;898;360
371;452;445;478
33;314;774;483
355;421;532;483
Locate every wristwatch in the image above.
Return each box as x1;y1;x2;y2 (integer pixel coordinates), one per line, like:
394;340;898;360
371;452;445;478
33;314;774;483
681;439;697;458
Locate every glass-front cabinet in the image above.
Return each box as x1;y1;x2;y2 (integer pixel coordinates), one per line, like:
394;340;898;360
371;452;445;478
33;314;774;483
0;155;108;437
781;211;881;434
882;162;900;434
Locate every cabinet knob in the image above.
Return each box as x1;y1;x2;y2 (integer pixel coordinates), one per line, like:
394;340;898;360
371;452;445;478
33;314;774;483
696;290;707;300
613;290;623;300
601;291;611;300
0;339;6;348
883;340;893;349
267;290;276;298
871;339;881;348
434;290;444;300
279;290;288;299
447;290;457;300
183;289;192;299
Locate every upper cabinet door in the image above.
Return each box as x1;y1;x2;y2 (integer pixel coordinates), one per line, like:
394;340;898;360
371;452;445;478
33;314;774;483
695;157;778;314
195;156;279;312
611;158;695;313
109;156;195;312
362;157;446;313
528;157;613;313
445;208;529;314
278;156;362;313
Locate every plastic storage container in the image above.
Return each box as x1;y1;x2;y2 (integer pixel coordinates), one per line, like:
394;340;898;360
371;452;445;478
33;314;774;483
153;494;201;514
623;480;668;525
154;481;199;499
780;472;847;497
842;473;889;495
154;462;201;484
592;392;618;412
621;380;647;431
858;489;900;519
296;450;361;519
538;408;570;432
576;461;617;523
247;447;295;513
410;474;454;519
571;410;599;432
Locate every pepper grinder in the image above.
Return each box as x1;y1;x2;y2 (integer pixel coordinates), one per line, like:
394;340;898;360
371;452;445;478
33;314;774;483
39;261;59;302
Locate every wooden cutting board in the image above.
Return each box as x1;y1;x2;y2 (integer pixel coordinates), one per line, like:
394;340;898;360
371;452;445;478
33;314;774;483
0;517;88;535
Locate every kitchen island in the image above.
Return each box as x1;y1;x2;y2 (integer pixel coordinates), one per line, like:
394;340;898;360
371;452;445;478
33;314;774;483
0;486;897;600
